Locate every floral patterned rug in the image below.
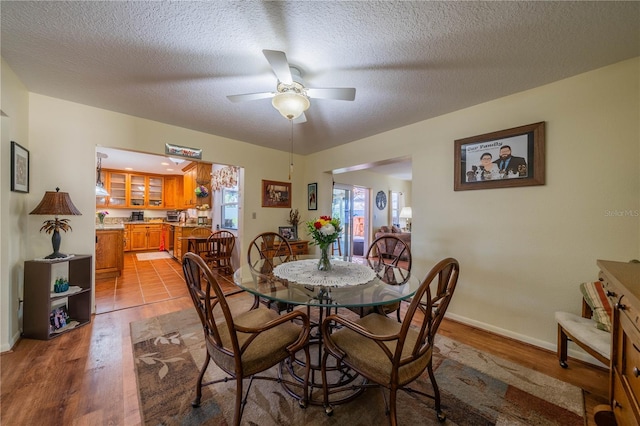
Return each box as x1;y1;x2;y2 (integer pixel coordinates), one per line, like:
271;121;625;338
131;299;584;425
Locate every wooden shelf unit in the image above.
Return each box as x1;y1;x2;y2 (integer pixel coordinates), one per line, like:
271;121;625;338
23;255;92;340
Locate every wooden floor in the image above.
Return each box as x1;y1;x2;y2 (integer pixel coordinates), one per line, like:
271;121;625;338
1;255;609;425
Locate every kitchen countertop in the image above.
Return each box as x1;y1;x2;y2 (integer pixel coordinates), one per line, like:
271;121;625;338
96;224;125;230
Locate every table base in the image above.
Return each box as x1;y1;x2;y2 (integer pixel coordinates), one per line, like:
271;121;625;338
277;305;368;406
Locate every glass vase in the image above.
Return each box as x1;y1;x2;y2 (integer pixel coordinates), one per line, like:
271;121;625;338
318;244;332;271
98;215;104;228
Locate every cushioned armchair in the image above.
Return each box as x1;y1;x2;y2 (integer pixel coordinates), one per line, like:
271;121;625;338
182;253;311;426
321;257;460;425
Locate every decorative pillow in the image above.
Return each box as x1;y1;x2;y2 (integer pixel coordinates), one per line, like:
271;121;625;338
391;225;402;233
580;281;612;332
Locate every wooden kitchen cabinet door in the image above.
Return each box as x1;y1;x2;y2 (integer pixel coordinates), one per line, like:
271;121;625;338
147;225;162;249
95;229;123;278
130;226;148;251
164;176;182;209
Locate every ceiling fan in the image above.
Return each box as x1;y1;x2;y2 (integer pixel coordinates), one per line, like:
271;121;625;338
227;50;356;123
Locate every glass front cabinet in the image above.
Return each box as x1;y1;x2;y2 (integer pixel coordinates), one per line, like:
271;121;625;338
100;170;164;209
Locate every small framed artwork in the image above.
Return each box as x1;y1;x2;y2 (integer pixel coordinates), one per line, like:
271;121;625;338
262;180;291;208
308;182;317;210
454;122;545;191
278;226;295;241
11;141;29;193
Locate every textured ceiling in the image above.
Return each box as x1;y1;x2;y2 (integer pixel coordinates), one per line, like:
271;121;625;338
1;1;639;156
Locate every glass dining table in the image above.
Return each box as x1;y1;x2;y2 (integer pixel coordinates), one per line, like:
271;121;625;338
233;255;422;405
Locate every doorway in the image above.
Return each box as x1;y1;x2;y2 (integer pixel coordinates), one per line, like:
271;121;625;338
332;184;369;260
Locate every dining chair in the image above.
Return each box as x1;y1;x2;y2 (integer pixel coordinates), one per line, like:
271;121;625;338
202;230;236;275
182;252;311;426
247;232;294;312
189;226;213;256
351;235;412;320
321;257;460;425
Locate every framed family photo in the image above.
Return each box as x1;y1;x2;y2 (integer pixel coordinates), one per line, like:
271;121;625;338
308;182;317;210
261;180;291;208
278;226;296;241
454;122;545;191
11;141;29;193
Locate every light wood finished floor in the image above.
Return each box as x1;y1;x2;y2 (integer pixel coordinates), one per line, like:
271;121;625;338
2;256;608;425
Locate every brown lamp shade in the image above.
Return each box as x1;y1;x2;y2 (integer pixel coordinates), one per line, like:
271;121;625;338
30;187;82;216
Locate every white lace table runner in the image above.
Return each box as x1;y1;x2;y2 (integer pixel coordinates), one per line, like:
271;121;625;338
273;259;376;287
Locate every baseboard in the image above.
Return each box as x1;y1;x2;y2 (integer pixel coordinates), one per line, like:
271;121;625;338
445;312;608;369
0;330;21;353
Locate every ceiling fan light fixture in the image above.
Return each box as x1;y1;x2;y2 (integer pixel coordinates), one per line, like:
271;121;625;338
272;92;310;120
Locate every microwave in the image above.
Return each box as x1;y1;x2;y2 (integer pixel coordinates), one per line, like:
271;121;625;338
166;210;179;222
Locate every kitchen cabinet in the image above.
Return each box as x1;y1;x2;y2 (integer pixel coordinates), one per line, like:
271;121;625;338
108;172;127;207
183;164;197;208
129;174;146;207
129;174;164;208
99;170;164;209
164;176;182;209
130;223;163;251
23;255;92;340
124;224;131;252
96;229;124;278
173;226;185;261
96;171;127;208
183;162;212;208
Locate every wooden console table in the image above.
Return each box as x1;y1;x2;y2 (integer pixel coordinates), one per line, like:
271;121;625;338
261;240;309;259
595;259;640;425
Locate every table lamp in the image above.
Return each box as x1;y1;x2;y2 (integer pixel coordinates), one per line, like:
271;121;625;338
29;187;82;259
399;206;412;232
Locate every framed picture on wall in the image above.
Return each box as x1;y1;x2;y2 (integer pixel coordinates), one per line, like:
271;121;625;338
262;180;291;208
454;122;545;191
11;141;29;193
308;182;317;210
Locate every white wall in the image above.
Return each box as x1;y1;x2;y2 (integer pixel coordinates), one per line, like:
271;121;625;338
1;59;30;351
306;58;640;362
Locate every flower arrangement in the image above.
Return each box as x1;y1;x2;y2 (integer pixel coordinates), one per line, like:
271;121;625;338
96;210;108;224
306;215;342;271
195;185;209;198
306;215;342;250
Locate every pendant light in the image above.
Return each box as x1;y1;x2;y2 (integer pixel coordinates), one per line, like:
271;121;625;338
96;152;109;196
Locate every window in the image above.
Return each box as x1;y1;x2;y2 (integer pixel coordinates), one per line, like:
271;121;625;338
221;188;238;230
391;191;400;227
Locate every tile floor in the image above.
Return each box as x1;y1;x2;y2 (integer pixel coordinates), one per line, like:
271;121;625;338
95;252;238;314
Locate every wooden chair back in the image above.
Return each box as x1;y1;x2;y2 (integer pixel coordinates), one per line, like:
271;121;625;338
247;232;293;274
203;230;236;274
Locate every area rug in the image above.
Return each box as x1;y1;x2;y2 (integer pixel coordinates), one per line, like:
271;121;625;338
136;252;173;261
131;303;585;426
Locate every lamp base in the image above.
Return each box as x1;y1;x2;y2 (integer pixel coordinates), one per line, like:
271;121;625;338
45;251;69;259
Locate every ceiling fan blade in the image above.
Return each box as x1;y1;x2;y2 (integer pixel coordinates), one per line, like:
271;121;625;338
226;92;275;103
306;87;356;101
262;50;293;85
293;112;307;124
